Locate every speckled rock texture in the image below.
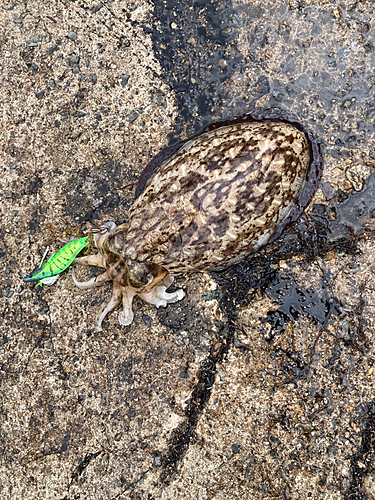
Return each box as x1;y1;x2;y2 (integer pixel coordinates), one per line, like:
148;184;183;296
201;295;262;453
0;0;374;499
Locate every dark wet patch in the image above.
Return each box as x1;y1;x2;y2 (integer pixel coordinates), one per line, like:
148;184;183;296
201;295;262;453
25;176;43;195
159;325;226;485
157;301;190;330
150;0;243;135
265;277;332;329
27;206;46;235
208;194;374;394
329;173;375;242
160;375;213;481
346;403;375;500
150;0;375;180
59;160;134;228
155;297;214;355
212;208;358;319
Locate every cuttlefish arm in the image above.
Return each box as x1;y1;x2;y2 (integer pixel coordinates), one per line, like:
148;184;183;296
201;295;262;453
116;275;185;327
71;254;109;289
71;221;185;328
95;281;123;331
118;287;137;326
73;254;106;268
73;270;185;329
71;266;111;289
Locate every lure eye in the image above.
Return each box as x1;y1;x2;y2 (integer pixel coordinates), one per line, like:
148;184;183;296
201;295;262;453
23;266;44;282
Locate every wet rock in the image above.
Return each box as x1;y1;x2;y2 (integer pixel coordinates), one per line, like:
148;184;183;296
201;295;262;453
1;1;375;498
121;74;130;88
141;314;152;327
46;45;58;55
67;31;77;41
67;55;80;66
27;36;42;46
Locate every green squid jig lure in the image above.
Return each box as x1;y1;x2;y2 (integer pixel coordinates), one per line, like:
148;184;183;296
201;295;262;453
23;237;89;287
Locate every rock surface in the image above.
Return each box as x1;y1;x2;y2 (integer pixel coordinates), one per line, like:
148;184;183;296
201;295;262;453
0;0;374;499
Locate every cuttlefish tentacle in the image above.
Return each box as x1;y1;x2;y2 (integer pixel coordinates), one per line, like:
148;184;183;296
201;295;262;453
95;281;122;331
72;266;111;289
116;277;185;327
138;275;185;308
73;254;106;268
155;285;185;306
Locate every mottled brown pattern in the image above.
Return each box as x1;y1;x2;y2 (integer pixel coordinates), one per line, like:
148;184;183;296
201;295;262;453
72;117;317;328
109;121;310;272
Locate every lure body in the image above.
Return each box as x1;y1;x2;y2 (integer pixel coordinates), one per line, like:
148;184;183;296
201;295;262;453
24;237;89;285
